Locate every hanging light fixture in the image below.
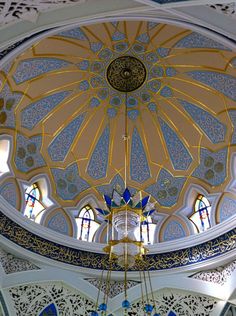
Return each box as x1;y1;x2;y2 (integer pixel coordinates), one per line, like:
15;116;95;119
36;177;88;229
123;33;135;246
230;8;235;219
90;56;160;316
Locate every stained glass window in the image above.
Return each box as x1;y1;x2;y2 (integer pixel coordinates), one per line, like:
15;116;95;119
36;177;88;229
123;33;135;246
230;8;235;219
75;205;100;242
134;216;156;245
190;194;211;232
24;183;45;221
0;139;10;176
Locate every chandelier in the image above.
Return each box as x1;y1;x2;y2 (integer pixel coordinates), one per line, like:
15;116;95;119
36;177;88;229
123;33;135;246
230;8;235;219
90;56;160;316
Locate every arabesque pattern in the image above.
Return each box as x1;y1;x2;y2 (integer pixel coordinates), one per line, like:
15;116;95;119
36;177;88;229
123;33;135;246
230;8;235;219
8;282;95;316
126;288;217;316
0;20;235;226
0;1;85;28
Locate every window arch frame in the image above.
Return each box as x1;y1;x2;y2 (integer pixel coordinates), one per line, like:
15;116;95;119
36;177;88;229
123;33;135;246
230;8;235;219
0;136;11;179
24;182;45;221
75;204;100;242
134;216;157;245
189;194;211;233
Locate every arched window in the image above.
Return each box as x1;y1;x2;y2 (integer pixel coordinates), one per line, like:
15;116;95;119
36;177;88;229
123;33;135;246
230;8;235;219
134;216;156;245
0;139;10;176
75;205;100;242
190;194;211;232
24;183;45;221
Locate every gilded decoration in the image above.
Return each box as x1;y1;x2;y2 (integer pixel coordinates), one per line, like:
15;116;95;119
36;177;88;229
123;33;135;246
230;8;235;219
0;20;236;250
0;211;236;271
0;20;235;217
106;56;146;92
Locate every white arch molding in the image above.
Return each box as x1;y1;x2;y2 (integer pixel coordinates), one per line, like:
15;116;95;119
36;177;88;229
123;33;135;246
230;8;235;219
0;12;235;71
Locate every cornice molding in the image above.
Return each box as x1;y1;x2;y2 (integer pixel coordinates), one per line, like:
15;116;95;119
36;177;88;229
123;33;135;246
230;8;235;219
0;207;236;272
0;3;235;52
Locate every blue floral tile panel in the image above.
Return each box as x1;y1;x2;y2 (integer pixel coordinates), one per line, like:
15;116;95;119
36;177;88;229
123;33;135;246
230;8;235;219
175;32;231;50
178;99;226;144
218;196;236;222
21;91;71;130
136;32;150;44
96;174;125;197
13;58;71;84
15;134;46;173
51;163;90;201
186;71;236;101
159;118;192;171
192;147;227;186
47;212;70;236
48;113;85;162
0;83;23;129
112;30;126;41
90;42;103;53
0;181;17;208
130;128;151;183
87;125;110;180
146;168;186;207
228;110;236;144
163;220;186;241
57;27;87;40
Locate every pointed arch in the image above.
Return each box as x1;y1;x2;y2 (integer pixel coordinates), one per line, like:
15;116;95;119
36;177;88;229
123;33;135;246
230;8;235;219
0;137;11;178
24;183;45;221
189;194;211;233
134;216;157;245
44;208;73;237
20;175;54;224
75;205;100;242
160;216;188;242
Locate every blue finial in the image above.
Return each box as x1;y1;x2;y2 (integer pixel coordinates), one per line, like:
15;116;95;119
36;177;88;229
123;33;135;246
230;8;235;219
122;299;131;309
99;303;107;311
144;304;153;312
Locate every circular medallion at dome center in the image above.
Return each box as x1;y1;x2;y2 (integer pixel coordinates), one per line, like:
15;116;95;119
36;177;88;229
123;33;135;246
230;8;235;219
106;56;146;92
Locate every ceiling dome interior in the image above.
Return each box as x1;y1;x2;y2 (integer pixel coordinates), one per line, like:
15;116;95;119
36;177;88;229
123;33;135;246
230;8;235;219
0;20;236;244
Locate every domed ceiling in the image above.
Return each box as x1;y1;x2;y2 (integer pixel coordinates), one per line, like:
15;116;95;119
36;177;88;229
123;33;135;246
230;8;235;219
0;20;236;218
